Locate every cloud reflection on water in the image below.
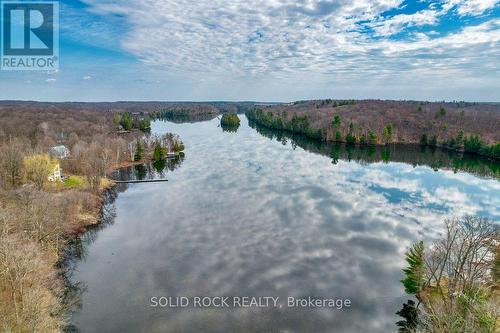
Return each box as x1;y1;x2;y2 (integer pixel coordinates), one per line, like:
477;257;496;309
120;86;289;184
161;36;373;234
70;117;499;333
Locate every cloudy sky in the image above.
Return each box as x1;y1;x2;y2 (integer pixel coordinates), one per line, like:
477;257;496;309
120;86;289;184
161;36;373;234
1;0;499;102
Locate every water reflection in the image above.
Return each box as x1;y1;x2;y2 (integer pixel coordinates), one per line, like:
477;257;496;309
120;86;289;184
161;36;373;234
68;117;499;333
60;187;122;332
221;123;240;133
155;112;218;123
249;120;499;179
395;300;420;332
111;155;185;181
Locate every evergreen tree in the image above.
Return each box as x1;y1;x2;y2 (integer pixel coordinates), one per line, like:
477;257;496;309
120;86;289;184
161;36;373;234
134;139;143;161
120;112;133;131
335;130;342;142
368;131;377;145
221;113;241;127
401;241;425;294
152;142;164;162
382;124;393;144
332;115;341;128
437;106;447;117
456;129;464;146
346;122;356;145
420;134;428;146
464;134;483;153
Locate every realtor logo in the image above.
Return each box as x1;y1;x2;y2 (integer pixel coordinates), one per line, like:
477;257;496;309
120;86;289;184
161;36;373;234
1;1;59;70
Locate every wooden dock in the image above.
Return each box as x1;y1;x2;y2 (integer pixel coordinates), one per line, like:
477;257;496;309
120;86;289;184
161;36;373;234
113;179;168;184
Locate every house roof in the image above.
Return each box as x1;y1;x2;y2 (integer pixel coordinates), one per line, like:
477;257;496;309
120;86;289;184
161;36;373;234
49;145;69;155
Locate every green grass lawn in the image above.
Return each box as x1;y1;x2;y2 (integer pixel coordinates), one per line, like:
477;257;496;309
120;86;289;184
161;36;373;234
64;176;85;188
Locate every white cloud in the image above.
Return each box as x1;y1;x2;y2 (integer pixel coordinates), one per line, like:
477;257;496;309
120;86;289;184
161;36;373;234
3;0;483;101
45;78;57;83
370;9;442;36
83;75;93;80
443;0;499;16
75;0;498;83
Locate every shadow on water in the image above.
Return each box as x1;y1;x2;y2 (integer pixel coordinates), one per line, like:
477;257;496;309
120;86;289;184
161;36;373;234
59;188;121;333
395;300;420;332
249;120;500;179
155;112;218;124
111;155;185;181
61;156;185;332
221;123;240;133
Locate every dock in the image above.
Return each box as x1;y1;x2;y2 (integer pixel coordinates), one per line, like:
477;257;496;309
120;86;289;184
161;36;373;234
113;179;168;184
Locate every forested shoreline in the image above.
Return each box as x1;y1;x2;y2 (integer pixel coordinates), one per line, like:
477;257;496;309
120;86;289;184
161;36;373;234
0;106;184;332
246;100;500;160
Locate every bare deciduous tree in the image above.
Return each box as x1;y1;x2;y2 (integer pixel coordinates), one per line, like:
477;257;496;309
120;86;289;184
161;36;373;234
0;137;25;188
415;216;499;332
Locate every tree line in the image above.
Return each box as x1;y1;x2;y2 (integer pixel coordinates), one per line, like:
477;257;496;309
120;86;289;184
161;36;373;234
246;109;324;140
115;112;151;132
246;108;500;160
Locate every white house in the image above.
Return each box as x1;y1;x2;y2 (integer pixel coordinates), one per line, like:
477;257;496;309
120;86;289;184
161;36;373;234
48;162;62;182
49;145;70;159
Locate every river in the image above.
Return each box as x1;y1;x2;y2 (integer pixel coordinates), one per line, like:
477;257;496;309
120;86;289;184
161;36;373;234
68;116;500;333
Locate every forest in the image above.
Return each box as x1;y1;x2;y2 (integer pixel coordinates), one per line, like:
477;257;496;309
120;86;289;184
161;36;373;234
0;103;183;332
246;100;500;160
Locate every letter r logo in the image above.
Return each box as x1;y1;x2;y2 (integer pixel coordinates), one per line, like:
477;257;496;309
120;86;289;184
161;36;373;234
2;2;54;56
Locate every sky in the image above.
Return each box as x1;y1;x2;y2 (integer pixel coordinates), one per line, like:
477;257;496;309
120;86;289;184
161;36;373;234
0;0;499;102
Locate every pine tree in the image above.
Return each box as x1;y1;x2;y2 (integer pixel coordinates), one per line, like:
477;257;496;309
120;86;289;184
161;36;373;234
152;142;164;162
346;122;356;145
401;241;425;294
120;112;133;131
382;124;393;144
134;139;143;161
420;134;428;146
332;115;341;128
368;131;377;145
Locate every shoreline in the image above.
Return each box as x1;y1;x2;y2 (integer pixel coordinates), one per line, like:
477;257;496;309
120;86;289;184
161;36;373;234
246;115;500;162
58;153;184;327
56;159;150;328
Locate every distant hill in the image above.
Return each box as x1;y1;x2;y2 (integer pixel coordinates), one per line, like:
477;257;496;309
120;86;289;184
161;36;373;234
0;100;274;127
0;100;270;115
1;99;498;158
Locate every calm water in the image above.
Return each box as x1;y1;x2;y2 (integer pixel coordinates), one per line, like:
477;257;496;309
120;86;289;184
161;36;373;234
68;116;500;333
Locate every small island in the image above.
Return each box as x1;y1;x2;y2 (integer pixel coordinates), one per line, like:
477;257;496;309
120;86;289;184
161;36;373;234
220;113;241;132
